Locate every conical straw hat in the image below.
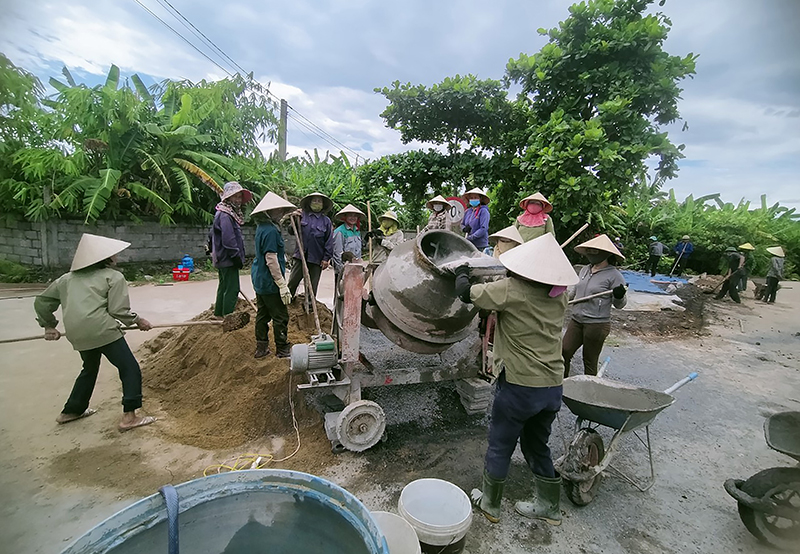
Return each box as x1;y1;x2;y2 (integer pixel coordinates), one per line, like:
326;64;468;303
499;232;579;286
463;187;490;204
335;203;366;221
70;233;131;271
426;195;450;210
574;234;625;260
518;192;553;213
378;210;399;224
766;246;785;257
738;243;755;251
251;191;296;218
299;192;333;213
489;225;524;246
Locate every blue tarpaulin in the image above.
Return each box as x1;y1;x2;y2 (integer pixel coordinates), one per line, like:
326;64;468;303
620;270;688;295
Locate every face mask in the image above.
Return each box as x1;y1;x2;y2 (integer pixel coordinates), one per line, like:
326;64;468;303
496;240;516;255
469;199;480;207
585;252;609;265
433;204;445;212
526;202;543;215
310;200;323;212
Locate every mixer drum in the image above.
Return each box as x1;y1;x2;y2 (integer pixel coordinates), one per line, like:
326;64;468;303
372;230;478;352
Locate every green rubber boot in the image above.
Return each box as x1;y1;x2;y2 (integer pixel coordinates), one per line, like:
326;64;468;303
470;471;505;523
515;473;562;526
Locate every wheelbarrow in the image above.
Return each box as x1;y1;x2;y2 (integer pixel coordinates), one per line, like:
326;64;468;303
724;411;800;550
555;358;698;506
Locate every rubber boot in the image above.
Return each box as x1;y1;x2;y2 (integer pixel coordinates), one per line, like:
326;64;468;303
275;342;292;359
515;473;562;526
254;341;270;359
470;471;505;523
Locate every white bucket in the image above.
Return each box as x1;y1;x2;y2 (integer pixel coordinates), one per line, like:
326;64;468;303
371;511;421;554
397;479;472;554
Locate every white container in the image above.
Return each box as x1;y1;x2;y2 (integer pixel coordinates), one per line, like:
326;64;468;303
397;479;472;553
371;511;421;554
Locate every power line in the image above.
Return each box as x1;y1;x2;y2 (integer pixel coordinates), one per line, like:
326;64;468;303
287;115;328;154
287;111;350;156
287;105;361;162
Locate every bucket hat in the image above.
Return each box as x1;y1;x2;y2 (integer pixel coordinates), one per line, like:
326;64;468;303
251;191;296;219
462;187;490;205
489;225;524;246
335;204;366;221
518;192;553;213
220;181;253;204
70;233;131;271
738;243;755;251
681;235;691;240
725;246;738;253
574;234;625;260
379;210;399;224
499;233;579;286
426;195;450;210
299;192;333;213
766;246;785;257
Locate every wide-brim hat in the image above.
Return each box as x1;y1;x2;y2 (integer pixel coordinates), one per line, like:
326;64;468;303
299;192;333;213
489;225;524;246
251;191;296;219
426;194;450;210
499;232;579;286
574;234;626;260
681;235;691;240
738;243;755;251
335;203;366;221
379;210;399;224
220;181;253;203
766;246;785;257
463;187;490;205
71;233;131;271
725;246;738;253
519;192;553;213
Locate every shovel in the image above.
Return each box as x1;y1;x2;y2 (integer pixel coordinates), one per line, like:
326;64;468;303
0;312;250;344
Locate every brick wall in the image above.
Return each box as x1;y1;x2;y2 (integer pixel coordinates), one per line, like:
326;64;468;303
0;219;44;265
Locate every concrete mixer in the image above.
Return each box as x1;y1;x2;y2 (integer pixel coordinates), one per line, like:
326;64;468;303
290;230;504;453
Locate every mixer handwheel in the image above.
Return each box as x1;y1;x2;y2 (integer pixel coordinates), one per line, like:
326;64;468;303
336;400;386;453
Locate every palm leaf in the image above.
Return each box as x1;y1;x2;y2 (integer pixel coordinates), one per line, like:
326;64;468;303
49;77;69;93
128;182;173;214
170;166;192;202
62;67;76;87
131;74;154;106
105;64;120;90
53;176;97;211
174;158;223;196
179;151;235;181
83;169;121;223
137;149;171;190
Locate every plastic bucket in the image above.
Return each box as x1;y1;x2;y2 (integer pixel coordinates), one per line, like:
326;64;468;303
397;478;472;554
371;511;421;554
61;469;389;554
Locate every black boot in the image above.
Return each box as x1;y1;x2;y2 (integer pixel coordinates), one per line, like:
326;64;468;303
275;342;292;359
254;341;270;359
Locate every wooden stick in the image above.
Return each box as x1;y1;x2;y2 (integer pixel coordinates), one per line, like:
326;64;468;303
560;223;589;248
367;201;373;263
568;289;613;305
289;213;322;336
0;321;225;344
670;243;688;276
239;291;257;312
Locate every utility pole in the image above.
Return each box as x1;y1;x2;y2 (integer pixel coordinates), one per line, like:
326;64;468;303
278;99;288;161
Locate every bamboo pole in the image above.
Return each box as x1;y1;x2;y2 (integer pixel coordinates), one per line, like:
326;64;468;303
367;201;373;263
560;223;589;248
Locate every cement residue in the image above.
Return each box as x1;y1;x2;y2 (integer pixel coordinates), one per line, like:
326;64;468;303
140;297;329;449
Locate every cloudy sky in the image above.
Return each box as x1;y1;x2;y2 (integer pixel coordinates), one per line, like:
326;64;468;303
1;0;798;209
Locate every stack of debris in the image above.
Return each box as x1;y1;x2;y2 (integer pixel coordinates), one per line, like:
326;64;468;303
456;378;493;415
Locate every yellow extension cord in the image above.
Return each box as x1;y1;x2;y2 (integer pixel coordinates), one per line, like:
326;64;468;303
203;374;301;476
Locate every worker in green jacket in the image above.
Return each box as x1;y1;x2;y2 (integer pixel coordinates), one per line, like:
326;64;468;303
514;192;555;242
454;233;578;526
34;233;156;432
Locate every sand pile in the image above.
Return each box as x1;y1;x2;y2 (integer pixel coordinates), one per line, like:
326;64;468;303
691;273;725;293
140;296;331;449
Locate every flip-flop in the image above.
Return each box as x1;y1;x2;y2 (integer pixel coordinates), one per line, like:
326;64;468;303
56;408;97;424
118;416;157;432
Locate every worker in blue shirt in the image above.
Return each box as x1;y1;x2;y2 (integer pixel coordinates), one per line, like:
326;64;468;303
673;235;694;276
461;187;491;250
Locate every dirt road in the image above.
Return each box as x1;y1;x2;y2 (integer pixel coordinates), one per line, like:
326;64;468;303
0;274;797;553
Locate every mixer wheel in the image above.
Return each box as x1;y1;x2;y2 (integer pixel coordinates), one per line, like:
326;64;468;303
336;400;386;453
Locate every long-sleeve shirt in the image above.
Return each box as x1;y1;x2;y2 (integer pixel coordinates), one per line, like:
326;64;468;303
461;204;490;249
332;224;363;273
292;211;333;265
569;265;627;324
470;277;567;388
34;268;139;351
649;241;666;256
674;241;694;258
767;257;784;279
211;211;245;268
371;230;405;264
514;217;555;242
423;210;451;232
251;221;286;295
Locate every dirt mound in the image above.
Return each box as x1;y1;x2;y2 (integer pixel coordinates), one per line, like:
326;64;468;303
612;283;707;339
692;273;725;293
140;296;331;449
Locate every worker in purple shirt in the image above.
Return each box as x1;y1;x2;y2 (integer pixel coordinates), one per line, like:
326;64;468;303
461;187;491;250
287;192;334;300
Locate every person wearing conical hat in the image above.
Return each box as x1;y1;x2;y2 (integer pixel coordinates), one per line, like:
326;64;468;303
763;246;785;303
489;225;524;258
453;233;579;527
33;234;156;432
286;192;334;301
715;247;744;304
211;181;253;317
332;204;366;275
366;210;405;264
672;235;694;277
250;193;297;359
514;192;555;242
461;187;491;250
647;236;666;277
736;243;755;293
423;194;452;232
563;234;628;378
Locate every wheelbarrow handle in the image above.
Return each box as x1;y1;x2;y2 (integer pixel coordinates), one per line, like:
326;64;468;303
663;372;698;395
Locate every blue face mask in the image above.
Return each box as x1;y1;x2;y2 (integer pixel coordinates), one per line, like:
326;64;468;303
469;199;480;207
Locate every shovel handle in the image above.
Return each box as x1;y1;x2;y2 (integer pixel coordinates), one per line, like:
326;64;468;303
664;372;698;395
568;289;613;305
0;321;224;344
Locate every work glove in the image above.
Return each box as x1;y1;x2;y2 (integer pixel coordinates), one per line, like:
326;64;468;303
44;328;61;341
276;278;292;306
454;265;472;304
463;225;472;234
613;284;627;299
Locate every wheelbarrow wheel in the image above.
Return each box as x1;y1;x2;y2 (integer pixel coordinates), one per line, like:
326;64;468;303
563;428;605;506
737;468;800;550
